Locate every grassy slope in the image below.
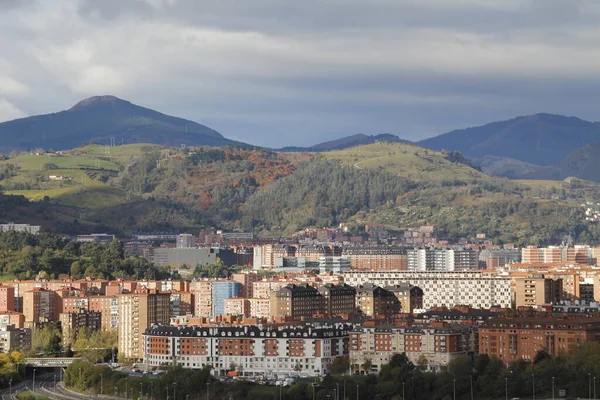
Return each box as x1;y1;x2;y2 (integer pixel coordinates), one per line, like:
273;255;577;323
324;142;484;182
319;142;600;244
0;145;153;209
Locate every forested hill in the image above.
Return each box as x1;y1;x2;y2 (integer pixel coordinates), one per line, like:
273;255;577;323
3;142;600;245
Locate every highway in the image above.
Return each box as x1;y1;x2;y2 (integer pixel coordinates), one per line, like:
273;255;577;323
0;374;124;400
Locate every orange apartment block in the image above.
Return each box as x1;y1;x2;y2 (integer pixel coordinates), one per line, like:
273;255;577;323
342;247;408;271
0;286;15;312
479;315;600;364
0;311;25;328
23;288;59;324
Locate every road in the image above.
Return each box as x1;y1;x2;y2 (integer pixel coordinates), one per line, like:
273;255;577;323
0;375;124;400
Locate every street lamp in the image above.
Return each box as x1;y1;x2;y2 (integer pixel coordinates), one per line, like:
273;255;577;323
9;379;12;397
206;382;210;400
453;379;456;400
470;375;474;400
505;377;508;400
532;373;535;400
552;376;555;400
100;373;103;396
33;368;36;394
591;373;593;400
594;376;597;400
53;374;56;390
357;384;359;400
173;382;177;400
402;382;405;400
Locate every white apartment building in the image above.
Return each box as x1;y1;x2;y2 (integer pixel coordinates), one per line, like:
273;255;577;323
407;248;478;271
143;323;352;377
344;271;511;310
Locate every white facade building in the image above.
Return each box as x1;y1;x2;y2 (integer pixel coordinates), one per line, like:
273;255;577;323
143;323;352;377
344;271;511;310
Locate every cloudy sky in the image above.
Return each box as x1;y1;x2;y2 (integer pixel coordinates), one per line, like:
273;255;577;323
0;0;599;147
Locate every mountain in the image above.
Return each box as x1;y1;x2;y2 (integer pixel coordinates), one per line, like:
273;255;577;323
279;133;410;152
474;156;545;179
419;113;600;166
0;95;244;152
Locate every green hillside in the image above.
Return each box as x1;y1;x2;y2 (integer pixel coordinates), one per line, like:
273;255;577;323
3;142;600;245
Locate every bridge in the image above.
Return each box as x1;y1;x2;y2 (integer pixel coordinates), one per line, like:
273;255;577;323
25;357;82;367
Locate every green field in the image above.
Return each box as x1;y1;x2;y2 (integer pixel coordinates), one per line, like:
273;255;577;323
4;153;120;171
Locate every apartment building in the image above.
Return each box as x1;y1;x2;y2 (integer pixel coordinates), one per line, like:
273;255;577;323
514;275;563;307
253;280;295;299
213;282;242;317
59;310;102;345
479;249;521;269
0;286;15;312
23;288;59;325
318;284;356;317
384;284;424;314
117;290;170;361
355;284;400;317
143;323;352;377
169;292;194;318
190;280;213;317
344;271;512;310
407;248;478;271
270;284;323;319
248;298;271;319
0;324;31;352
253;245;295;269
342;247;408;271
0;312;25;328
224;297;250;317
479;315;600;364
232;272;261;298
350;324;475;373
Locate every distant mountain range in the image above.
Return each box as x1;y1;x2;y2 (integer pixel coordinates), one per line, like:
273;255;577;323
419;113;600;166
3;97;600;182
0;95;244;152
278;133;410;152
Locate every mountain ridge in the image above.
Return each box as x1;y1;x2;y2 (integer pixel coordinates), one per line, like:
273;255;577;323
419;113;600;166
0;95;245;152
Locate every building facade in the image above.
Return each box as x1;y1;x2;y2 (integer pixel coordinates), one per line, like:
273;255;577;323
344;271;512;310
143;323;352;377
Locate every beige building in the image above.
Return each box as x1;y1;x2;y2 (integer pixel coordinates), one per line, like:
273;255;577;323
190;280;213;317
117;290;170;361
270;284;323;319
248;298;271;318
385;284;424;314
223;297;249;317
355;284;400;317
514;275;563;308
